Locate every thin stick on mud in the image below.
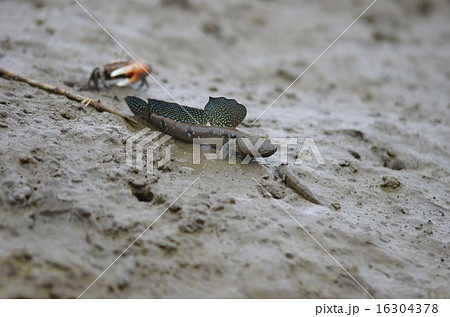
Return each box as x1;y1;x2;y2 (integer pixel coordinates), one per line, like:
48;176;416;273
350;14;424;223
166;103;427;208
0;68;136;124
277;164;323;205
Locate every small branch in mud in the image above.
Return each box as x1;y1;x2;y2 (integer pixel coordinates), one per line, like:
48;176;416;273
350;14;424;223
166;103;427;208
0;68;136;124
277;164;323;205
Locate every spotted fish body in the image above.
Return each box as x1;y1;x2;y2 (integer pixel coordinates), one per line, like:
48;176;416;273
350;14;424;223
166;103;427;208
125;96;246;128
125;96;205;125
124;96;277;157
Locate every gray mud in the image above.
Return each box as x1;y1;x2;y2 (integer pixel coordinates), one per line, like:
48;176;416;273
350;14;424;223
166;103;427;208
0;0;449;298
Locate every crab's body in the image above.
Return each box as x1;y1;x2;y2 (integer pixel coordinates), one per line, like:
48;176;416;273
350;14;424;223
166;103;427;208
88;60;150;90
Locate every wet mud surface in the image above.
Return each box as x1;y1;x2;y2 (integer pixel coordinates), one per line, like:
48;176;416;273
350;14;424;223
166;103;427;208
0;0;449;298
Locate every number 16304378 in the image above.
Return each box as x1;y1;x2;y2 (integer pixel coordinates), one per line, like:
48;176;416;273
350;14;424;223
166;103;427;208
376;304;438;314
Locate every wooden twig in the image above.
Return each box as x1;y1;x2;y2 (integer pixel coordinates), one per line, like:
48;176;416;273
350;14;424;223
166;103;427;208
0;68;136;124
277;164;323;205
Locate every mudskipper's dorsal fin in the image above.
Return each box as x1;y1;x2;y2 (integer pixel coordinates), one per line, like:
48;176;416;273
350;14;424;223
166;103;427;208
204;97;247;128
126;96;246;127
124;96;152;119
148;98;205;125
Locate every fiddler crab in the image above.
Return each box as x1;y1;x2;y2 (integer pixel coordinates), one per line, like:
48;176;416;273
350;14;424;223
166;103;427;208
88;59;150;90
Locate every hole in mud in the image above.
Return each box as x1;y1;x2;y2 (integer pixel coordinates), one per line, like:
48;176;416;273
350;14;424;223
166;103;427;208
195;218;205;225
130;187;154;202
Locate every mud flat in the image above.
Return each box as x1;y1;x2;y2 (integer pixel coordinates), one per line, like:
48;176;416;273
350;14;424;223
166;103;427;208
0;0;449;298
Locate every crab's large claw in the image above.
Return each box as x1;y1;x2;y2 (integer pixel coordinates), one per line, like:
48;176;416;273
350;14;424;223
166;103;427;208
115;77;134;87
110;61;150;87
